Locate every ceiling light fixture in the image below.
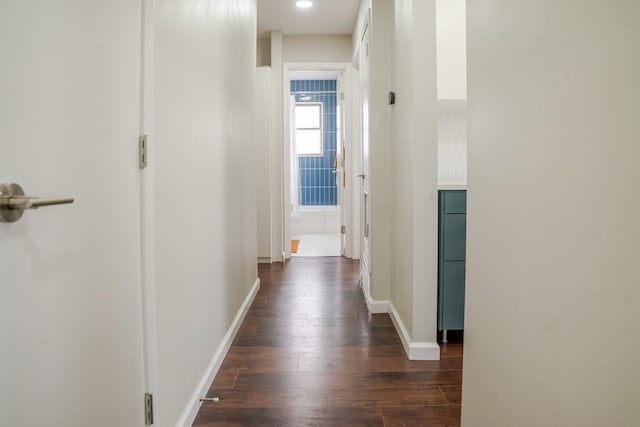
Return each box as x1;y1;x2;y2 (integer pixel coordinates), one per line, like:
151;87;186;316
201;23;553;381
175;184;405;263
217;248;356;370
296;1;313;8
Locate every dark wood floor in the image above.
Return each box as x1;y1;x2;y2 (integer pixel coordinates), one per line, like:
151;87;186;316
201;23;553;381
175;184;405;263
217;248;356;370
193;257;462;426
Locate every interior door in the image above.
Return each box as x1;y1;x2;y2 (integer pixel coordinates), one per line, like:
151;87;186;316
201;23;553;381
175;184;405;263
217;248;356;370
0;2;146;426
360;19;372;298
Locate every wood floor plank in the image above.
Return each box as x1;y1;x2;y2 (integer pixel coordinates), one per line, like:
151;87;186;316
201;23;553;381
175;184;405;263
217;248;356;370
192;258;462;426
210;371;238;390
381;405;461;427
232;371;463;390
297;355;463;373
195;406;385;427
440;385;462;405
218;357;299;374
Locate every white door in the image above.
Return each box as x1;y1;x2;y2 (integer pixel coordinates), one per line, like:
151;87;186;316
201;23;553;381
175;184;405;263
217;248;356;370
0;2;146;426
360;20;372;298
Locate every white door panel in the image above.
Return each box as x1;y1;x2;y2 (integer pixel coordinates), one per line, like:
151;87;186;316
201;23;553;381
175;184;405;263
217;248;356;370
0;2;145;426
360;18;372;290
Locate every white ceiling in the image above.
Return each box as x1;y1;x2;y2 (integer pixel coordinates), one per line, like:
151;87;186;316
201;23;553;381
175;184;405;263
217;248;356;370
257;0;361;39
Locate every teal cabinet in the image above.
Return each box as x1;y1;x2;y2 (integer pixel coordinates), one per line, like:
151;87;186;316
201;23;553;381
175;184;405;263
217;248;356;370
438;190;466;341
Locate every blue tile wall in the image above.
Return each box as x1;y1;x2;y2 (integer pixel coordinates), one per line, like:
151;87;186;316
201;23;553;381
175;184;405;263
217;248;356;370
291;79;338;206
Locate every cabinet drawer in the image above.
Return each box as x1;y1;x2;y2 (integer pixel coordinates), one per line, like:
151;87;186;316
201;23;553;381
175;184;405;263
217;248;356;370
443;214;466;261
443;191;466;214
440;261;466;330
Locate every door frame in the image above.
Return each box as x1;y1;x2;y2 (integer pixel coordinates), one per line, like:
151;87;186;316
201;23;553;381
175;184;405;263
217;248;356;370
359;12;372;301
139;0;160;419
344;65;362;260
282;62;356;259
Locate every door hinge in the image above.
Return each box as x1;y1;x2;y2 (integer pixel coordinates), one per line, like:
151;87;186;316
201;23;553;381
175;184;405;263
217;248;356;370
139;135;148;169
341;225;346;234
144;393;154;425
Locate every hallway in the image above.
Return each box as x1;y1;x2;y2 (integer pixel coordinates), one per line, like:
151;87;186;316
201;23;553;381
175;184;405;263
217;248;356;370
193;258;462;426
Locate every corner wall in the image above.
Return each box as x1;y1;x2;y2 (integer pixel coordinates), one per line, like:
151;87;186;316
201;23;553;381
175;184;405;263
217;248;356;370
270;32;284;262
390;0;440;352
368;0;394;303
353;0;440;359
154;1;259;425
256;67;272;261
462;1;640;425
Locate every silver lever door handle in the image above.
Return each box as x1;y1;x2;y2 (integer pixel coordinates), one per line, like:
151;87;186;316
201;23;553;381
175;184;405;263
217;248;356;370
7;196;74;209
0;183;74;223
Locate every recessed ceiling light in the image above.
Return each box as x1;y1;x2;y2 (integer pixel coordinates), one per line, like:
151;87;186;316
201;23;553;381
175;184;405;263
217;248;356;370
296;1;313;8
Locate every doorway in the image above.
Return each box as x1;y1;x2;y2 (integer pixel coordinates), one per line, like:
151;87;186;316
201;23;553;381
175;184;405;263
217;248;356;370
288;70;342;257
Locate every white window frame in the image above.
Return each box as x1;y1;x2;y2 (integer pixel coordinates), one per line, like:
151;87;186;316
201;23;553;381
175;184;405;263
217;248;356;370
295;102;323;157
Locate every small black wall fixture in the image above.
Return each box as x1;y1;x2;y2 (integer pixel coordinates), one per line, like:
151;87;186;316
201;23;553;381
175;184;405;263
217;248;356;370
388;91;395;105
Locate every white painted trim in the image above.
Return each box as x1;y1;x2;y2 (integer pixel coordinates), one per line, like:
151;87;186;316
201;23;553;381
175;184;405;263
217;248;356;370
282;62;352;262
437;184;467;190
363;296;440;360
299;205;340;212
139;1;160;421
360;274;388;313
257;257;272;264
177;278;260;427
408;342;441;360
345;65;361;260
389;303;440;361
271;32;285;264
282;63;292;261
366;297;390;314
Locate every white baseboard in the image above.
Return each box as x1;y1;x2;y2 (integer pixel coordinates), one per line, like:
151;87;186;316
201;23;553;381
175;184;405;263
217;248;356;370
366;297;390;314
177;277;260;427
360;282;390;314
360;285;439;360
389;303;440;361
257;257;271;264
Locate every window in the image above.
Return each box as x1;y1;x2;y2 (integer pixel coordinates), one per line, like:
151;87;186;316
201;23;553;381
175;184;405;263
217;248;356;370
295;103;322;156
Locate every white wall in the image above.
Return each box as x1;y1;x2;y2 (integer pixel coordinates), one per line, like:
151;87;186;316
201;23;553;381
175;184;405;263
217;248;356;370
290;208;340;235
256;67;272;261
407;0;439;346
437;100;467;187
435;0;466;100
154;1;258;425
353;0;440;359
435;0;466;189
390;0;415;342
390;0;440;352
368;0;394;302
462;1;640;425
270;32;284;262
436;0;467;188
283;35;353;63
353;0;372;54
257;39;271;66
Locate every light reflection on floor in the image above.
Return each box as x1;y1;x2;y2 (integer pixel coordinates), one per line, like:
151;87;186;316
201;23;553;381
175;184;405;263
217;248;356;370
291;233;341;257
